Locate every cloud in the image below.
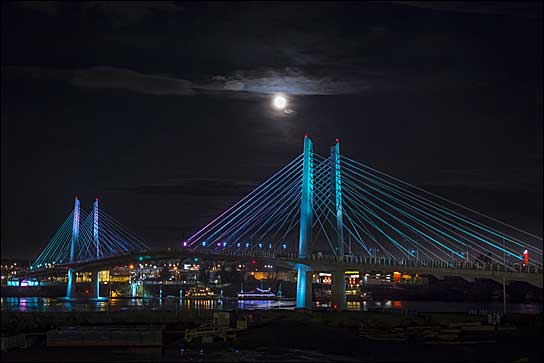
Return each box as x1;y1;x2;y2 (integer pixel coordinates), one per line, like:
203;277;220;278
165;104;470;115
201;68;373;95
3;65;195;96
4;65;378;96
5;62;520;100
71;66;195;95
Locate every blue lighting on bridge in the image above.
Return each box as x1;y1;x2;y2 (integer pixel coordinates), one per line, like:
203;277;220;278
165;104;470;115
29;137;542;311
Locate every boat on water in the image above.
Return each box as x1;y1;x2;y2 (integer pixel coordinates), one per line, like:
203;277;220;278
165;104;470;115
237;282;293;301
184;286;220;299
237;287;276;300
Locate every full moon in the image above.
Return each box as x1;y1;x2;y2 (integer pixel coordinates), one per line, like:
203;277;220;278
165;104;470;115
273;95;287;110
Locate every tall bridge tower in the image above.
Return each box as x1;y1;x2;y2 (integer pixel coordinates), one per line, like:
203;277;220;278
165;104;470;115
330;139;346;310
65;197;80;299
296;135;314;309
296;136;347;310
93;198;100;299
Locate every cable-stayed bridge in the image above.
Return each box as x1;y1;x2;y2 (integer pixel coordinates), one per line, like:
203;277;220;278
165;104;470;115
29;198;150;299
24;136;543;308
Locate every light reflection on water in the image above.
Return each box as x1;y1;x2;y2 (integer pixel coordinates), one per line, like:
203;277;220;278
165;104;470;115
1;297;542;314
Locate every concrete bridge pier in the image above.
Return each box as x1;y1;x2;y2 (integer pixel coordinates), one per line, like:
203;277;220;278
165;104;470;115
91;271;100;299
296;264;313;310
331;268;346;310
66;268;76;299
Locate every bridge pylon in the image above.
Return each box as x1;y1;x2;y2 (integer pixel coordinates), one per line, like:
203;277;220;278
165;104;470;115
65;197;80;299
296;135;314;309
92;198;101;299
330;139;346;310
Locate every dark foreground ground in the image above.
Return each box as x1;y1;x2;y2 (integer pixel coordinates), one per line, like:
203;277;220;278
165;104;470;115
2;310;542;362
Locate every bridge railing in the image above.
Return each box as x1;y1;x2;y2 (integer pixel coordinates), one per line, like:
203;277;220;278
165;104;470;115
308;254;542;274
196;249;542;274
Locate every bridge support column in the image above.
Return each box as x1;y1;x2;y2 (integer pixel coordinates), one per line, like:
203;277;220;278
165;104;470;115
93;272;100;298
360;270;367;288
91;271;100;299
296;264;313;310
298;135;313;260
330;139;344;257
93;198;100;299
296;135;314;310
331;269;346;310
66;197;80;300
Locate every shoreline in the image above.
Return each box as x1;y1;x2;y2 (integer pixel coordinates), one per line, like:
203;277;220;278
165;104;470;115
1;309;542;362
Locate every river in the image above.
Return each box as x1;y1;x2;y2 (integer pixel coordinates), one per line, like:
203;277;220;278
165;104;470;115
1;297;542;314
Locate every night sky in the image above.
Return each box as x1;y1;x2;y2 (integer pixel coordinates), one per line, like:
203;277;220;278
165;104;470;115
1;1;542;260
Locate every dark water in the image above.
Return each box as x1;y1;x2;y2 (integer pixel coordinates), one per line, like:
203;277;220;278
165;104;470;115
1;297;542;314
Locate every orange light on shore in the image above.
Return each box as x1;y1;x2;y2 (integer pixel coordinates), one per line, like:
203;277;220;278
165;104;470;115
129;264;134;269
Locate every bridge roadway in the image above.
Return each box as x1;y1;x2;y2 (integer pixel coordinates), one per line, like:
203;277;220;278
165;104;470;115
21;250;543;288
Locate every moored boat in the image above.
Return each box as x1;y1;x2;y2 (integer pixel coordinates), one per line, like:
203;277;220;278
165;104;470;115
237;287;276;300
184;286;219;299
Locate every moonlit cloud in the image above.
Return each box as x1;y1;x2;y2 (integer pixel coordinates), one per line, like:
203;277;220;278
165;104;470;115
5;65;375;96
203;68;372;95
71;66;195;95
